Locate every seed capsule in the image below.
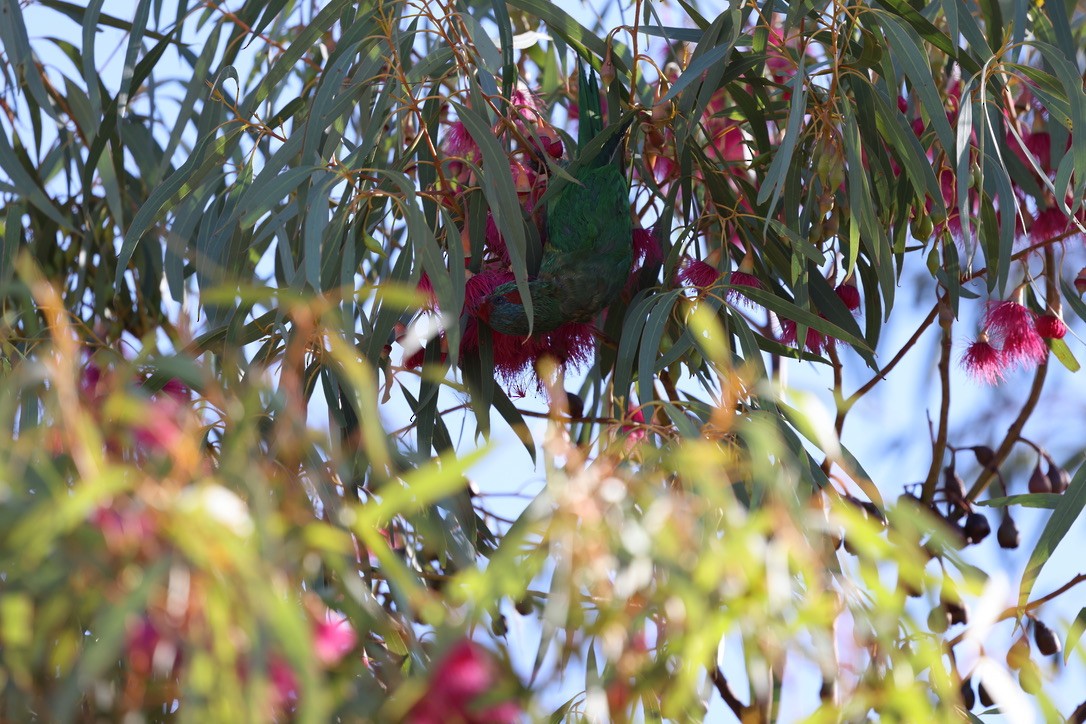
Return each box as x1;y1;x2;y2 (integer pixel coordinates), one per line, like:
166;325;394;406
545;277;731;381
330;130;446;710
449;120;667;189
1047;465;1070;494
963;512;991;545
1033;619;1061;656
1028;464;1053;494
997;514;1020;549
1006;636;1030;670
960;678;976;710
947;601;969;626
928;606;951;633
972;445;997;470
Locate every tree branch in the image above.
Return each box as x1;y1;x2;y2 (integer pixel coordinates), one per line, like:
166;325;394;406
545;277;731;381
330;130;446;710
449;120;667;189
709;667;747;721
922;301;953;504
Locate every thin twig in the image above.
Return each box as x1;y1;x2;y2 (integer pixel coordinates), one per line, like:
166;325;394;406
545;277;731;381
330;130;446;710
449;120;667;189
922;300;953;504
709;667;747;720
846;303;940;406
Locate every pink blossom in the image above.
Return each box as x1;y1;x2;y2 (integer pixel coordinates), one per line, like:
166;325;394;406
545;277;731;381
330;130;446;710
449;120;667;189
314;614;357;667
678;258;721;288
1029;207;1073;245
984;300;1047;367
779;319;826;355
961;332;1006;384
444;120;479;160
126;616;162;676
268;656;299;713
417;272;437;309
1035;314;1067;340
621;407;648;449
727;270;763;306
632;228;663;269
125;615;180;677
80;360;106;404
406;640;519;724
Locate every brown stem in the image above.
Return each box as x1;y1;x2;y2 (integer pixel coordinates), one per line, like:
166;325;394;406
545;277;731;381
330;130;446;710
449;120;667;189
922;300;953;505
967;242;1059;501
948;573;1086;648
709;667;747;721
846;303;940;406
822;344;845;475
966;361;1048;501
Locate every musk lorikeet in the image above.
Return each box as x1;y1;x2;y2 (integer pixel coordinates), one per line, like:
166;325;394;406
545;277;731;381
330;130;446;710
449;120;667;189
477;65;635;337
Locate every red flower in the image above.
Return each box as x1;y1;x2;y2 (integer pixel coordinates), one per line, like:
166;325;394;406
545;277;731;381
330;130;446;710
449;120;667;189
961;331;1007;384
779;319;826;355
678;258;721;288
727;270;763;306
1075;267;1086;295
984;300;1047;367
407;640;519;724
444;120;479;160
268;656;299;713
1029;207;1073;245
632;228;663;269
314;614;357;667
1035;314;1067;340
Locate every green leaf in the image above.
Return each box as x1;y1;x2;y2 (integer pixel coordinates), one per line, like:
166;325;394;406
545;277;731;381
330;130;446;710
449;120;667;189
1019;461;1086;607
1049;337;1080;373
977;494;1061;510
878;14;957;159
453;102;534;332
756;55;807;213
1066;607;1086;665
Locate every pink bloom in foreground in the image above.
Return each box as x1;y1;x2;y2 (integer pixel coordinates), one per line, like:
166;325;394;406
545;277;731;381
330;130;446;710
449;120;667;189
984;300;1047;367
314;614;357;667
268;656;299;714
406;640;519;724
961;331;1006;384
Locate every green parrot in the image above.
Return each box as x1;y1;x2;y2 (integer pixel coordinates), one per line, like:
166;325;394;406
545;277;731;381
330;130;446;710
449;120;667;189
478;65;635;336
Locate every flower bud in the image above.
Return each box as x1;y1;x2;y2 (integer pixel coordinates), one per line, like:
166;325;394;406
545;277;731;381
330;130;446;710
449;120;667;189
1028;464;1052;494
972;445;997;470
600;54;616;89
1006;636;1030;670
928;606;951;633
1035;314;1067;339
1075;267;1086;295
